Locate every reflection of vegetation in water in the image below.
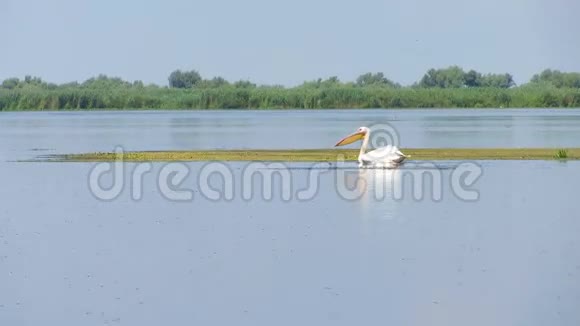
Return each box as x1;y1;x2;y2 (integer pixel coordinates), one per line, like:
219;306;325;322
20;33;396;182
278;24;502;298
46;148;580;162
555;149;569;160
1;67;580;110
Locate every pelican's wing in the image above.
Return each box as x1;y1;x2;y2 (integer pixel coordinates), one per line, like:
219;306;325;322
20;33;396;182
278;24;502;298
362;145;406;164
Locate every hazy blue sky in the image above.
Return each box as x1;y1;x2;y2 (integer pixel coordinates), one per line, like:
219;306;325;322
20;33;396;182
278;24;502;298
1;0;578;86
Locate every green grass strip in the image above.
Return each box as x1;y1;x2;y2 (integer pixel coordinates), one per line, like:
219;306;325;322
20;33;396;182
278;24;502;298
45;148;580;162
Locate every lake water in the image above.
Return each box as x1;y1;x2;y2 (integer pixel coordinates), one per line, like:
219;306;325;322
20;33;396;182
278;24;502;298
1;109;579;326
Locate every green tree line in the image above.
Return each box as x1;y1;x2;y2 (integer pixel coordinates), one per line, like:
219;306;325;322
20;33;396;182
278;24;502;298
1;68;579;110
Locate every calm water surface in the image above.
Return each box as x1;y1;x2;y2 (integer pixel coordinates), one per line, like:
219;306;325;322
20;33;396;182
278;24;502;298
0;109;579;325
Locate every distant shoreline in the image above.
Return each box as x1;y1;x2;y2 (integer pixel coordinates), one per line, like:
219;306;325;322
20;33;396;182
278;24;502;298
1;87;579;111
2;68;579;110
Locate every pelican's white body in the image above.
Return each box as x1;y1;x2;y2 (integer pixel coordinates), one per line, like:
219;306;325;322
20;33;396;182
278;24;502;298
356;128;406;168
336;126;407;168
359;144;406;168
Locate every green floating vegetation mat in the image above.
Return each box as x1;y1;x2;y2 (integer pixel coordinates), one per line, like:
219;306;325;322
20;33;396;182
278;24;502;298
44;148;580;162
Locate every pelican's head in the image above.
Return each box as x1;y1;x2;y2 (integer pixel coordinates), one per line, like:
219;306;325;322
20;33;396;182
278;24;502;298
335;126;369;147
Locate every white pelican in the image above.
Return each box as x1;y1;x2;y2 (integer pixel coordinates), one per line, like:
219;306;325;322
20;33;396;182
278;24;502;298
335;126;407;168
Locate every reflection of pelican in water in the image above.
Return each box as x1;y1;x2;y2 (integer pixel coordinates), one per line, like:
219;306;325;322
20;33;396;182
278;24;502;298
357;168;402;201
335;126;406;168
340;166;402;201
349;168;402;221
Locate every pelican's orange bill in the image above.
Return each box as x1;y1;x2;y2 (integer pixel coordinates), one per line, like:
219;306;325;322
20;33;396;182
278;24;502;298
335;131;365;147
